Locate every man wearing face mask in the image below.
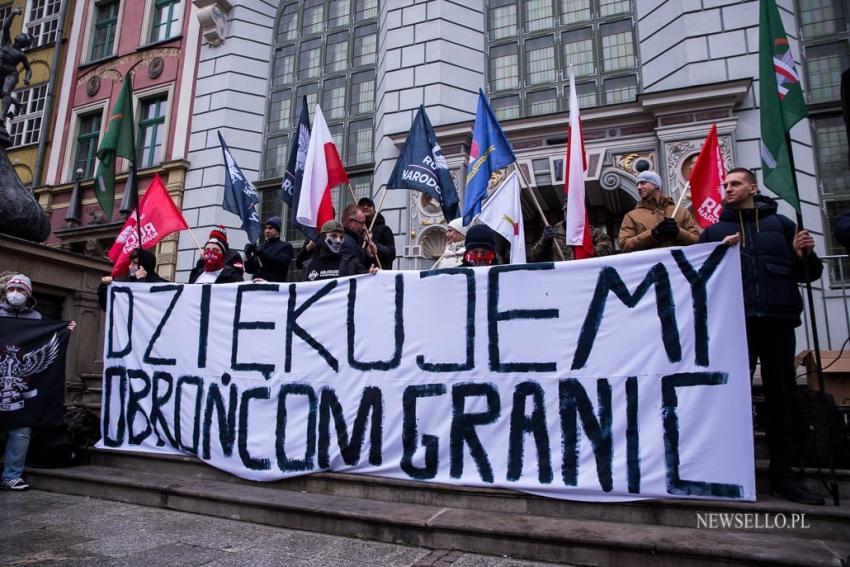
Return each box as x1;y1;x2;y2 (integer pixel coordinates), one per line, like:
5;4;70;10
301;220;347;281
0;274;76;491
189;226;245;284
461;224;500;267
97;249;167;310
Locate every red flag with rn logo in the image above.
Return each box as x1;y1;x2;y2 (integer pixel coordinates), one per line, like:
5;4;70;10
688;124;725;229
108;173;188;277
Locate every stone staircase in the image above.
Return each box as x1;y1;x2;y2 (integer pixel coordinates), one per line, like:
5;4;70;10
23;449;850;566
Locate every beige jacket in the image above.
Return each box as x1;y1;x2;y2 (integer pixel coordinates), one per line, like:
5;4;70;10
618;195;700;252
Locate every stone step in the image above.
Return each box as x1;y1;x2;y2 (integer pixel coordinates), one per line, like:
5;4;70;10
25;464;850;567
80;449;850;542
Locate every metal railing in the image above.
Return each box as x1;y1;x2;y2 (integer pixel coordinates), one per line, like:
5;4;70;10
799;254;850;352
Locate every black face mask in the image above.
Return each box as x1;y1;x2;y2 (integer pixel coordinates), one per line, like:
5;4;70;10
325;235;343;254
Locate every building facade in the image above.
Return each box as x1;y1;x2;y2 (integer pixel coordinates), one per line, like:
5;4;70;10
3;0;74;189
36;0;201;281
175;0;845;344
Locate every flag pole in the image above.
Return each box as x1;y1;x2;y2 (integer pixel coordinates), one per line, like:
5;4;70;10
671;181;691;218
368;188;388;232
513;164;566;261
784;131;838;505
186;227;204;253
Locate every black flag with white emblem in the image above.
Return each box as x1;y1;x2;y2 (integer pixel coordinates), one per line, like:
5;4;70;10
0;319;69;428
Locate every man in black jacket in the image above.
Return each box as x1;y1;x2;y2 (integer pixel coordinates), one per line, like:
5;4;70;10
700;167;824;505
359;197;396;269
188;226;245;284
245;216;293;282
301;220;347;281
339;204;371;276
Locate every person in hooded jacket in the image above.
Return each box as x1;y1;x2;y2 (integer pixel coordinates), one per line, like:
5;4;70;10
189;226;245;284
359;197;396;269
97;248;167;310
700;167;824;506
244;216;293;282
0;274;76;491
301;220;348;281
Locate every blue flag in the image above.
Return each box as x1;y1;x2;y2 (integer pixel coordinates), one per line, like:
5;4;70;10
219;131;262;244
463;89;516;225
280;97;317;241
387;105;460;221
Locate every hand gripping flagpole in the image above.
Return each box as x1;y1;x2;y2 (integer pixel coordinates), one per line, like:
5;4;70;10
513;163;566;261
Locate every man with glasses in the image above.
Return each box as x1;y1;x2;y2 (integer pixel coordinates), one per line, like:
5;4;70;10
339;204;372;276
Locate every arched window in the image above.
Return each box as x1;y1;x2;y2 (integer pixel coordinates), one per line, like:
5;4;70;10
260;0;378;247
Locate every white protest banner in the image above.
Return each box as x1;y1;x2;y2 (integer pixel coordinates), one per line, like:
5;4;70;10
98;243;754;502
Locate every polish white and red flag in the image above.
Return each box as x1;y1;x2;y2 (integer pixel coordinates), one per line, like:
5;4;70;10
564;66;593;260
688;124;725;228
296;104;349;228
108;173;188;277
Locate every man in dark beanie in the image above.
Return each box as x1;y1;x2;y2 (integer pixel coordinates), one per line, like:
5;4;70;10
358;197;396;269
462;224;499;267
98;248;167;310
189;226;244;283
245;216;293;282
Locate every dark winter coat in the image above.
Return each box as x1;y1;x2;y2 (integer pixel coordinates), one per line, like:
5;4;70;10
245;237;293;282
339;227;369;276
699;195;822;325
300;241;345;281
98;250;167;310
369;213;396;269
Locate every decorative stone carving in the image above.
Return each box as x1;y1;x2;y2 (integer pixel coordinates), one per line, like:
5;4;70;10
86;75;100;97
76;48;181;88
194;0;232;47
664;135;733;205
148;56;164;79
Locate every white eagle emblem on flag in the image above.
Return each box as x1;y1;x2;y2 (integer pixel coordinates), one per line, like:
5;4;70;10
0;333;60;412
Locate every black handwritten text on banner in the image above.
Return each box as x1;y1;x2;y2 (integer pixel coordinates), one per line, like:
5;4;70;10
98;243;754;502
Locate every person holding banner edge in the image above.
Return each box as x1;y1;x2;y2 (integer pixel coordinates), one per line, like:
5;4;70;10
98;249;166;311
618;171;700;252
1;274;76;491
699;167;824;506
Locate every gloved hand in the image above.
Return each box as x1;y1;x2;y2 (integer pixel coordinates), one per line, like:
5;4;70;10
652;218;679;240
244;243;258;257
540;225;556;247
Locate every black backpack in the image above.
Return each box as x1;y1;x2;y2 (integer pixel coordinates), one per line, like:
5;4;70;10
793;387;850;470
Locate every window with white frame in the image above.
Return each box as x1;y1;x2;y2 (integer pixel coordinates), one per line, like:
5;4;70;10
136;95;168;167
149;0;180;43
0;5;13;25
9;83;46;147
26;0;62;48
90;0;119;61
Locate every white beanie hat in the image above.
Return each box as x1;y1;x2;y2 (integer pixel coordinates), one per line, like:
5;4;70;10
447;217;468;236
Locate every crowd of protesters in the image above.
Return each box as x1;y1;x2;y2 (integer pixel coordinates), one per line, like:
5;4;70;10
2;167;832;507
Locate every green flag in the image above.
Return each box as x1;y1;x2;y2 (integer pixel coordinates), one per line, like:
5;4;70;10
94;74;136;219
759;0;808;212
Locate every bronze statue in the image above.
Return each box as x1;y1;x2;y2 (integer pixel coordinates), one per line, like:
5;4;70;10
0;8;32;130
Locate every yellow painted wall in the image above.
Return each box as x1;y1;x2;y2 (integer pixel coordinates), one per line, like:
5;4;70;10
4;0;63;186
